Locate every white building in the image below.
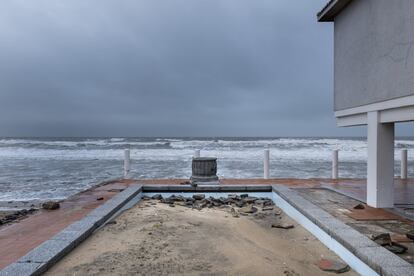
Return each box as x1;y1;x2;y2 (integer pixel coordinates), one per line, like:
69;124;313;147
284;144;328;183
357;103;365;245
318;0;414;208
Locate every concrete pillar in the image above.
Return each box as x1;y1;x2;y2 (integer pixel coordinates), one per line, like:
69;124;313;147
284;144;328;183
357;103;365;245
264;149;270;179
332;150;338;179
124;149;131;178
401;149;408;180
367;111;395;208
194;149;200;158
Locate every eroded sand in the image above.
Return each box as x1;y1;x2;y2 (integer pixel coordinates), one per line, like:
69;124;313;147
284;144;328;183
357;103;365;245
46;199;357;276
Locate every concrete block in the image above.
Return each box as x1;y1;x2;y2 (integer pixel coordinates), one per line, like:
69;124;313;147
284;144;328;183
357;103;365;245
51;230;80;241
271;184;292;193
332;228;378;253
382;265;414;276
0;262;43;276
245;185;271;192
219;186;247;192
355;246;412;274
19;240;72;264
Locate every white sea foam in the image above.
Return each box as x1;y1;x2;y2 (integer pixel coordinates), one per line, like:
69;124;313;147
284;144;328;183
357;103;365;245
0;137;413;201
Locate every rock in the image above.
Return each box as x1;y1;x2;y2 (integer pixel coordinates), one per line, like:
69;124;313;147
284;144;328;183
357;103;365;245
240;194;248;199
242;197;257;204
271;223;294;229
239;205;257;214
97;197;104;201
193;194;205;200
262;207;274;211
142;195;151;200
263;200;273;206
384;242;408;254
151;194;163;200
254;213;267;219
228;194;239;200
406;230;414;241
42;201;60;210
169;203;175;207
353;203;365;209
372;233;392;246
230;208;239;218
315;258;350;273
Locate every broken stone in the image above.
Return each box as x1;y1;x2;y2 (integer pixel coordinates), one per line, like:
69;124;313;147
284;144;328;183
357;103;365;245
192;194;205;200
169;203;175;207
254;213;267;219
230;208;239;218
406;230;414;241
42;201;60;210
271;223;294;229
240;194;248;198
235;201;245;208
384;242;408;254
151;194;163;200
262;207;274;211
274;209;282;216
263;200;273;206
228;194;239;200
315;258;350;273
372;233;392;246
239;205;257;214
97;197;104;201
242;197;257;204
353;203;365;210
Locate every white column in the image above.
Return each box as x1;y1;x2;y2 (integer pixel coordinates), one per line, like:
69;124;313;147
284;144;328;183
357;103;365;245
332;150;338;179
194;149;200;158
124;149;131;178
401;149;408;179
264;149;270;179
367;111;394;208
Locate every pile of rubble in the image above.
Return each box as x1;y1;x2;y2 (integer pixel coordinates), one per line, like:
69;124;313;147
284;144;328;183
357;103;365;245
143;193;276;217
0;208;37;226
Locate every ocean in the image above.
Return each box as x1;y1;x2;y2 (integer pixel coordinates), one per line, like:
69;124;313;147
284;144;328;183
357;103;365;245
0;137;413;202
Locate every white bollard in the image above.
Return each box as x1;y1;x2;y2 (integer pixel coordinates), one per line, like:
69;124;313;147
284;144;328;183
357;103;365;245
194;149;200;158
264;149;270;179
332;150;338;179
401;149;408;179
124;149;131;178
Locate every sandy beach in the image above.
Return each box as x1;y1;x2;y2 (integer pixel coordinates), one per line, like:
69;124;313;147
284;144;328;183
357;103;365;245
46;198;356;276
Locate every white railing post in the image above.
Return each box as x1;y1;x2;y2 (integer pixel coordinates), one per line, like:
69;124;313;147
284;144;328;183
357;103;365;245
194;149;200;158
264;149;270;179
332;150;338;179
401;149;408;180
124;149;130;178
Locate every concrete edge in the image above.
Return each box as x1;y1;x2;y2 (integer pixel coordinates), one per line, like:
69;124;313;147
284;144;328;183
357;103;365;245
0;185;143;276
271;185;414;276
142;185;272;193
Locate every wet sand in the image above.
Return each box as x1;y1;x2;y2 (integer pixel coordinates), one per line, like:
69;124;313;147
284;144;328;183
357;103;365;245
46;199;357;276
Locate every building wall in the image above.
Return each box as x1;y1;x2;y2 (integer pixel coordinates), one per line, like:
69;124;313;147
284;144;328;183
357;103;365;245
334;0;414;111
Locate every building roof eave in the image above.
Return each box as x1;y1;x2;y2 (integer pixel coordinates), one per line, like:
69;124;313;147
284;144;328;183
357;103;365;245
317;0;353;22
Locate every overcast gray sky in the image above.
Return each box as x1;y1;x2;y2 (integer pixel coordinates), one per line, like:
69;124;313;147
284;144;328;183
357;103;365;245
0;0;412;137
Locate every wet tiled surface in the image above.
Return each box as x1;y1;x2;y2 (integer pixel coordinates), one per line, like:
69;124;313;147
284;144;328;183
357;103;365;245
295;188;414;264
0;182;132;269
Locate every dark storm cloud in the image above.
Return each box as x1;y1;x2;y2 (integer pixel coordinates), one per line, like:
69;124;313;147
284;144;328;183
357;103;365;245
0;0;404;137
